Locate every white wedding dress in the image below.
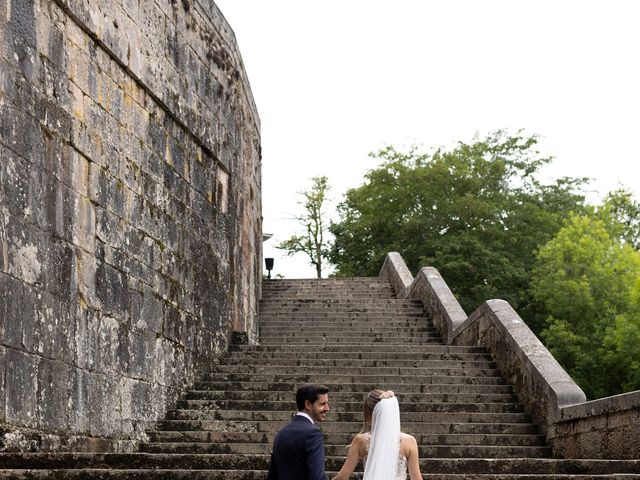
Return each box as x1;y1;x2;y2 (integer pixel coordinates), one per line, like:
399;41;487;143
362;432;408;480
362;396;408;480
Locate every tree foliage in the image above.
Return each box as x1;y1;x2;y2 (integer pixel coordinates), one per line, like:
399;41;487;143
598;188;640;250
278;176;332;279
329;132;587;329
532;213;640;398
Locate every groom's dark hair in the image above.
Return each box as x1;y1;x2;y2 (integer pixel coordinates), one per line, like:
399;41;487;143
296;383;329;410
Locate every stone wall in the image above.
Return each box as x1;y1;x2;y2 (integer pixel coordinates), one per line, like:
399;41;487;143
0;0;261;452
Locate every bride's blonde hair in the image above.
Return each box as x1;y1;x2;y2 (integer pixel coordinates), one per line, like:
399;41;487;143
362;389;394;432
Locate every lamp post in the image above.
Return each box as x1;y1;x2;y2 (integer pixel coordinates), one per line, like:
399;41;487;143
265;258;274;279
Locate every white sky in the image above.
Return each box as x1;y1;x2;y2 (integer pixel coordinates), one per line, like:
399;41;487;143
214;1;640;279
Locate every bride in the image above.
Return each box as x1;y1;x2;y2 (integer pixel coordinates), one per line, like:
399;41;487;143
331;390;423;480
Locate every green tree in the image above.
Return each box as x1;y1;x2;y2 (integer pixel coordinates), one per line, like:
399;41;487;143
598;188;640;249
278;176;332;279
329;131;587;331
532;213;640;398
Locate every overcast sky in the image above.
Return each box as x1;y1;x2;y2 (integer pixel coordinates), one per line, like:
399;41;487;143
214;1;640;279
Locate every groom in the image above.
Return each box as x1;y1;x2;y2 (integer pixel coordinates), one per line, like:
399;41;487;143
266;383;330;480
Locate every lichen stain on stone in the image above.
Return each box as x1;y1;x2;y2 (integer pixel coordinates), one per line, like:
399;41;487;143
14;243;42;284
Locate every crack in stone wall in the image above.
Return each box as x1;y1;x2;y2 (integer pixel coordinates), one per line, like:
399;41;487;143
0;0;261;452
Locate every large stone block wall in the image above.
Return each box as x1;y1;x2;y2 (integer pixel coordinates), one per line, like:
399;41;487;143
0;0;261;452
549;391;640;459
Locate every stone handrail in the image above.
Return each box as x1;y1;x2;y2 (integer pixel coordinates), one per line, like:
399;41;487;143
380;254;466;343
451;300;586;434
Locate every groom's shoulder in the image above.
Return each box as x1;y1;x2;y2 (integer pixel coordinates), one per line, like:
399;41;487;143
280;416;316;434
275;418;320;445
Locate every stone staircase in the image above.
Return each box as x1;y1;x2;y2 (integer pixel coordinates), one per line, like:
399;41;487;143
1;277;640;478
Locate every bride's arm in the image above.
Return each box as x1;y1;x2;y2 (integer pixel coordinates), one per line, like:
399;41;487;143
405;435;423;480
331;434;364;480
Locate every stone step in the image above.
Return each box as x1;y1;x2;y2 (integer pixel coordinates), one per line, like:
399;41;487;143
202;366;502;378
213;358;496;369
262;277;392;285
258;317;431;324
2;470;639;480
258;325;438;333
195;372;506;386
262;293;398;299
257;338;444;345
182;390;516;403
157;418;534;433
228;344;487;353
195;376;507;390
143;433;546;450
193;381;514;394
261;289;396;295
262;282;394;287
259;309;427;315
258;331;442;340
139;442;550;458
261;293;398;298
262;291;396;297
170;400;524;414
160;410;532;426
2;455;638;475
258;307;426;314
256;336;444;344
260;298;422;304
223;349;491;360
257;320;434;328
146;423;541;443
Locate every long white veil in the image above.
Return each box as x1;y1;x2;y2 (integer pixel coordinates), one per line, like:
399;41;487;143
363;396;401;480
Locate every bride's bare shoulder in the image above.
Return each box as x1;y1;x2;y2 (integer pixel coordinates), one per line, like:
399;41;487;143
400;433;419;455
347;433;369;457
351;432;368;445
401;432;416;441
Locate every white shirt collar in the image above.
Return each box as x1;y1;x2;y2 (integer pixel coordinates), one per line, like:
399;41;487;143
296;411;315;425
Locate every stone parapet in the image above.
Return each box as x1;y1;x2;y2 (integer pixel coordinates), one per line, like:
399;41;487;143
451;300;586;434
549;391;640;459
379;251;413;298
0;0;261;452
380;253;466;343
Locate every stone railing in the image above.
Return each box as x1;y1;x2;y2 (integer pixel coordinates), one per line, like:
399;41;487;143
548;391;640;459
380;252;640;458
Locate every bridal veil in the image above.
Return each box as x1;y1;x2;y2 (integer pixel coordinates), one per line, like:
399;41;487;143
363;396;401;480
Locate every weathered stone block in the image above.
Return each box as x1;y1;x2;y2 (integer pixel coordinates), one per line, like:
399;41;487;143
0;345;6;423
139;286;163;333
36;358;70;431
74;247;100;310
95;260;130;315
5;349;39;428
96;314;120;374
71;305;98;371
126;327;155;379
41;238;73;300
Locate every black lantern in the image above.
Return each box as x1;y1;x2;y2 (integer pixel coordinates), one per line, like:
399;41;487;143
265;257;274;279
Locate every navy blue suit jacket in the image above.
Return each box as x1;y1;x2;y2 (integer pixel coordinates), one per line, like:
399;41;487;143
266;415;326;480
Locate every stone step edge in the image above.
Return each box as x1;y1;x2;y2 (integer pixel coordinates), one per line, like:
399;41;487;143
1;456;639;473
